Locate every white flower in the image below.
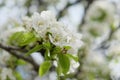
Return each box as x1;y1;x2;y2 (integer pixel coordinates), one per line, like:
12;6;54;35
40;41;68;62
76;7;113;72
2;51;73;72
107;41;120;58
86;0;115;24
69;60;79;73
85;50;107;66
0;68;16;80
23;11;82;54
0;50;11;65
109;57;120;80
82;49;109;77
23;11;56;37
107;41;120;80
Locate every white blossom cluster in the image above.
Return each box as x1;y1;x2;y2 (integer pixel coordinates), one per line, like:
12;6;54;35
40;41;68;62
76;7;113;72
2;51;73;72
0;50;10;65
109;57;120;80
81;48;109;80
0;68;15;80
81;0;116;43
23;11;82;54
0;0;120;80
107;41;120;80
107;41;120;58
85;0;115;24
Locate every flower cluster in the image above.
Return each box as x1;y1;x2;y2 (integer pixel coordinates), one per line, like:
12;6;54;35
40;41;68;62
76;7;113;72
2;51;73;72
82;1;116;39
0;68;15;80
23;11;82;54
85;1;115;24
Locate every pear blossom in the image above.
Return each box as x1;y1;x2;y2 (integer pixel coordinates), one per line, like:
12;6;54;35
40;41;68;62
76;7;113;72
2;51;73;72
23;11;82;54
109;57;120;80
107;41;120;58
0;68;16;80
0;50;10;65
81;49;109;80
85;0;115;24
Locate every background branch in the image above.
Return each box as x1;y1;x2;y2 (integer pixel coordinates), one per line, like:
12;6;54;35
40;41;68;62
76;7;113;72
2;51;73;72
99;24;120;49
57;0;82;20
0;43;39;71
78;0;93;31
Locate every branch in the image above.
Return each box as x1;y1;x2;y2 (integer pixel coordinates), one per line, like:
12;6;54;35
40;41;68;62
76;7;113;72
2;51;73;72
0;44;27;52
99;24;120;49
38;0;44;5
57;0;82;20
56;0;94;29
79;0;94;30
0;43;39;71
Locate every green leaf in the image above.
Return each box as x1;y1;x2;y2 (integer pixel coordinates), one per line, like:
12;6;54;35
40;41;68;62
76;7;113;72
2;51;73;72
39;61;51;77
88;73;95;80
6;76;11;80
8;32;23;45
26;44;42;56
56;64;62;76
14;71;23;80
8;32;37;46
58;53;70;74
45;49;51;60
110;23;116;31
66;54;78;62
17;59;26;65
19;32;36;46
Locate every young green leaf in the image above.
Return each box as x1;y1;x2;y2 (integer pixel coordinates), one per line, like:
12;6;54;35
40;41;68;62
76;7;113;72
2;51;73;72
45;49;51;60
56;63;62;76
19;32;37;46
39;61;51;77
8;32;23;45
14;71;23;80
8;32;37;46
17;59;26;65
110;23;116;31
6;76;11;80
26;44;42;56
66;54;78;62
58;53;70;74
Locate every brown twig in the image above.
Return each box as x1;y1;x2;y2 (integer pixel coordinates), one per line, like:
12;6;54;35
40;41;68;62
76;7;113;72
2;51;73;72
79;0;94;30
99;24;120;49
57;0;82;20
0;43;39;71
